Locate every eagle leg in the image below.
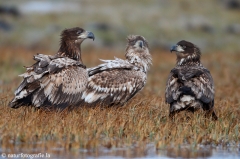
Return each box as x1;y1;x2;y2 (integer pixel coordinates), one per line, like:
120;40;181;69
205;109;218;121
185;107;195;113
169;108;179;120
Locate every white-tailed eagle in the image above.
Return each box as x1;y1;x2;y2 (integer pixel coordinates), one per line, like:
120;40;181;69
82;35;152;106
9;27;95;109
165;40;217;120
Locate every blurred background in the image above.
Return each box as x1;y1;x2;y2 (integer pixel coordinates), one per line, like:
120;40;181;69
0;0;240;96
1;0;240;51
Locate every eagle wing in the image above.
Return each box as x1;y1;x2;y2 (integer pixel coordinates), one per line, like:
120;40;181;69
83;59;146;105
165;67;214;104
165;69;182;104
10;54;88;108
87;57;139;75
184;68;214;103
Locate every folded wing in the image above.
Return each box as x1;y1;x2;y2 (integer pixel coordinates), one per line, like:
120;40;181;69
165;70;182;104
87;57;140;75
10;54;88;108
83;58;146;106
165;67;214;104
184;68;214;104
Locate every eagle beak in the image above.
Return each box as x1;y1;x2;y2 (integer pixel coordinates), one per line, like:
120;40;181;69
139;40;143;48
170;45;177;53
136;40;143;48
79;31;95;41
86;31;95;41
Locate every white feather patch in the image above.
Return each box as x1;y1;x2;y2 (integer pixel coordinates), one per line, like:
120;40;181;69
180;95;195;105
15;89;28;100
84;92;96;103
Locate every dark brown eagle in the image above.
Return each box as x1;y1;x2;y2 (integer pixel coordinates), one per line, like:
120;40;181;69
9;27;95;109
82;35;152;106
165;40;217;120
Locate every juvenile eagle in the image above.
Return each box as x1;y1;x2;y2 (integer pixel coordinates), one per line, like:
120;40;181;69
165;40;217;120
9;27;95;109
82;35;152;106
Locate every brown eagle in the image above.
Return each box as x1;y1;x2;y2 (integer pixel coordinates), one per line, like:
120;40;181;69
82;35;152;106
165;40;217;120
9;27;95;109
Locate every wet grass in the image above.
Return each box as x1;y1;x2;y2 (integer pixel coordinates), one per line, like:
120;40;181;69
0;47;239;158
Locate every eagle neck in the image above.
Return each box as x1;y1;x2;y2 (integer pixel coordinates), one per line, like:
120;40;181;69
125;48;152;73
57;40;82;63
177;60;202;67
176;54;201;66
127;55;151;73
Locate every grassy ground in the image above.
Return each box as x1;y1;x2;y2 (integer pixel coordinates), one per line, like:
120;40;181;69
0;47;239;158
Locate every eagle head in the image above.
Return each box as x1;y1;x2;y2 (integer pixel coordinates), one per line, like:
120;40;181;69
170;40;201;66
125;35;152;72
58;27;95;61
61;27;95;44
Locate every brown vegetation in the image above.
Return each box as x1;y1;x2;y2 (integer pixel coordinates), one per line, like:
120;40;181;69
0;47;239;157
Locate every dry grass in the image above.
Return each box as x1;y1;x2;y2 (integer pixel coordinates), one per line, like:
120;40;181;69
0;47;240;157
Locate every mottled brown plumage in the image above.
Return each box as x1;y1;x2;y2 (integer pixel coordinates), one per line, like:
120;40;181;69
166;40;217;120
9;27;94;109
56;27;94;62
82;35;152;106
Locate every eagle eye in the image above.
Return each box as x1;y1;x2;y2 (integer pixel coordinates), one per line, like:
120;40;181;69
76;30;83;35
130;40;136;45
182;45;186;49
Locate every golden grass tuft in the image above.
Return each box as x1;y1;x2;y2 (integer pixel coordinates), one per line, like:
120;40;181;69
0;47;239;157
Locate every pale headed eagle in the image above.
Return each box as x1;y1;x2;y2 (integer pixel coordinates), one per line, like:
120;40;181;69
82;35;152;106
165;40;218;120
9;27;95;109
